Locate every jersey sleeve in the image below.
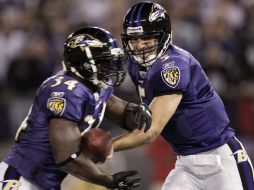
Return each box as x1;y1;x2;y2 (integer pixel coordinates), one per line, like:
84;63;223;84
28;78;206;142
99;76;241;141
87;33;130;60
151;57;190;97
47;92;84;121
39;81;87;122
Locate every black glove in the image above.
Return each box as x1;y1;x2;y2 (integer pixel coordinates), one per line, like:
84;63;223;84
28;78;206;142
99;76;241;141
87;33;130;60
124;103;152;132
108;170;141;190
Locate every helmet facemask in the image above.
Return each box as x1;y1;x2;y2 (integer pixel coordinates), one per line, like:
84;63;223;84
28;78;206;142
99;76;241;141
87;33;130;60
66;47;126;88
94;49;126;87
122;31;170;67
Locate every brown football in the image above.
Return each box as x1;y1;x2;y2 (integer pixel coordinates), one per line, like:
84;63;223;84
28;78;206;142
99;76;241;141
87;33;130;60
80;128;112;163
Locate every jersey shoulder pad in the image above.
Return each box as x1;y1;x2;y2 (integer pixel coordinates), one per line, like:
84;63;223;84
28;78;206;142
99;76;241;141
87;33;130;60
149;51;191;95
41;72;90;99
171;44;191;57
37;72;90;120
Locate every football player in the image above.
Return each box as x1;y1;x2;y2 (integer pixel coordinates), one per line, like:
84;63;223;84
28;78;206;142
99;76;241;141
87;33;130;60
113;2;254;190
0;27;151;190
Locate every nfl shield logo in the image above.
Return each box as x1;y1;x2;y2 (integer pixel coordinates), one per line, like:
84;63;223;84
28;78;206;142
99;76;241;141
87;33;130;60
161;67;180;88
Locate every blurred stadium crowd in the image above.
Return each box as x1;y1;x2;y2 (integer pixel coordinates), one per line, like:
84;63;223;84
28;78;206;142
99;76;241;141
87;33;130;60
0;0;254;190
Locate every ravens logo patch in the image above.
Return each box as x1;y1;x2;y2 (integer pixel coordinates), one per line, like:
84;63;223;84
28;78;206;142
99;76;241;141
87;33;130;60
161;67;180;88
47;97;66;115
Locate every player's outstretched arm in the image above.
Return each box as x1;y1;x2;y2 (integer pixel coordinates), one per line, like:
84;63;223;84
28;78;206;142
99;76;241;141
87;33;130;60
49;118;141;189
113;93;182;152
105;95;152;132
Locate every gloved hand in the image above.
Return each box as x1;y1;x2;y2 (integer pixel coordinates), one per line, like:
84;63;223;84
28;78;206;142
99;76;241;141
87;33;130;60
124;103;152;132
108;170;141;190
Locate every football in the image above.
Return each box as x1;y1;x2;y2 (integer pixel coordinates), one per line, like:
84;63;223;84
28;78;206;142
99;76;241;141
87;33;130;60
80;128;112;163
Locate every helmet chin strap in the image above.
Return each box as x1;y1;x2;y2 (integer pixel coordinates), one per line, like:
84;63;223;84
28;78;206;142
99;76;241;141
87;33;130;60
133;54;157;67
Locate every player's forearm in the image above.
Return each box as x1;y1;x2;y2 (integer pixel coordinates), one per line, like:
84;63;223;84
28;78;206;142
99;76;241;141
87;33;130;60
105;95;128;127
113;128;158;152
62;153;112;187
106;96;152;132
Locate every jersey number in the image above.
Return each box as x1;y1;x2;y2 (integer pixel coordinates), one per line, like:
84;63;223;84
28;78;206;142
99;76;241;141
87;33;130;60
51;76;78;91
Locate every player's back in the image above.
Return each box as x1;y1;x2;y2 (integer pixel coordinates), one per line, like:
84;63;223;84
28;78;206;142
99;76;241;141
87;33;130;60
4;71;112;189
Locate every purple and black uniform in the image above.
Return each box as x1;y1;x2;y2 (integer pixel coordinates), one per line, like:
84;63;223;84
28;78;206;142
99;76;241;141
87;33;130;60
128;45;234;155
128;45;254;189
3;71;113;189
